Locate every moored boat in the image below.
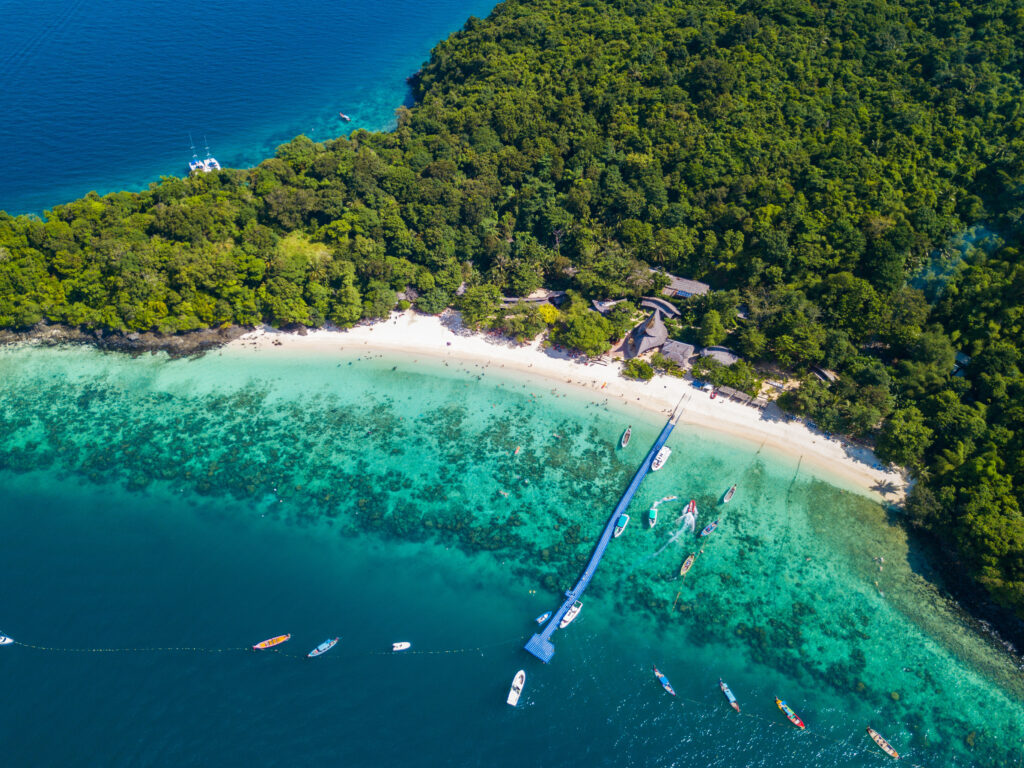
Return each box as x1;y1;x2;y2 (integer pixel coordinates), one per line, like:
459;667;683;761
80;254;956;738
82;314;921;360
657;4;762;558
392;641;412;651
559;600;583;628
187;134;205;173
613;513;630;537
201;137;220;171
679;553;696;576
723;484;737;503
0;633;13;646
648;505;657;527
507;669;526;706
776;697;805;729
699;520;719;537
620;425;632;448
307;637;339;658
866;727;899;759
252;634;291;651
534;611;552;625
652;665;676;696
651;446;671;471
719;679;740;712
339;112;352;121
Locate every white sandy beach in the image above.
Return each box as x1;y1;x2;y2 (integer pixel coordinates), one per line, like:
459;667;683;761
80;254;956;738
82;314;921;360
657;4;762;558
228;311;909;503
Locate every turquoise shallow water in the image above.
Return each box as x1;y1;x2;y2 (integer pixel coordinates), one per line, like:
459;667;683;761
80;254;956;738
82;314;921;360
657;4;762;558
0;344;1022;767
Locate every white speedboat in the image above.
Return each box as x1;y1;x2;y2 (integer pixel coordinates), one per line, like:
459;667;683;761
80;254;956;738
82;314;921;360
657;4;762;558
0;634;13;646
613;513;630;537
507;669;526;706
559;600;582;628
651;446;671;470
392;641;411;651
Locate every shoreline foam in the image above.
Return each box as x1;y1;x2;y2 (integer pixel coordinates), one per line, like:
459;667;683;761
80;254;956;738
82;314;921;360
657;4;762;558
227;310;908;503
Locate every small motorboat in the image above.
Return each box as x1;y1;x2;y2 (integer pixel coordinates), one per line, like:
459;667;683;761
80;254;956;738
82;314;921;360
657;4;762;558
722;484;737;503
307;637;339;658
613;514;630;537
534;611;552;625
0;634;13;646
620;425;632;448
776;697;805;729
559;600;583;628
652;665;676;696
719;679;740;712
338;112;352;121
651;446;671;471
252;634;291;651
699;520;719;538
507;669;526;706
866;727;900;759
392;641;412;651
648;505;657;527
679;553;696;576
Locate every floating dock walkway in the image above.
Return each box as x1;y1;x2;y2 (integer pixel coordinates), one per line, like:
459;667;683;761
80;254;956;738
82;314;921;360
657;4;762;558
524;398;687;663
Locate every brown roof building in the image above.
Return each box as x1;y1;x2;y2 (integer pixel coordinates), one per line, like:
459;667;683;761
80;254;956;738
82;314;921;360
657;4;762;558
650;269;711;299
660;340;696;367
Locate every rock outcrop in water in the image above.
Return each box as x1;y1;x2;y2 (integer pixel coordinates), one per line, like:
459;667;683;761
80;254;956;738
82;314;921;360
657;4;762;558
0;323;251;358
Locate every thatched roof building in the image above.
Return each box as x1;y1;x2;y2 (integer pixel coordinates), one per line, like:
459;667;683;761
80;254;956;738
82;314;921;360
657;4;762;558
660;340;695;367
626;310;668;358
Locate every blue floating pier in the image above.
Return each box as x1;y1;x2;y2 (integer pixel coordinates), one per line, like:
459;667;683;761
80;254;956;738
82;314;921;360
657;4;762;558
525;415;678;662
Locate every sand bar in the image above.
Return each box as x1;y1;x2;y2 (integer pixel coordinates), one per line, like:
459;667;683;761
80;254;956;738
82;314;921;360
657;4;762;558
228;311;909;503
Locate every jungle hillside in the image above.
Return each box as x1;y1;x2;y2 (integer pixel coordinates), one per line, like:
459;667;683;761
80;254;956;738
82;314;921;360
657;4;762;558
1;0;1022;621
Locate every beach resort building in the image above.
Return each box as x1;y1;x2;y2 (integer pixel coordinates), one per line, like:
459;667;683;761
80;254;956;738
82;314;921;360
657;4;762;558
660;340;696;368
626;309;669;358
649;269;711;299
698;346;741;366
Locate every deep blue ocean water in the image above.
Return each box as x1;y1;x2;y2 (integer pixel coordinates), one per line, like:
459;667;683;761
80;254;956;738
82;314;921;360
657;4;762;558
0;0;496;215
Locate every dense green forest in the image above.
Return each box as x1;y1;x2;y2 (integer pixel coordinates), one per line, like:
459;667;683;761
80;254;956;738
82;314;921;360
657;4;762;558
0;0;1022;617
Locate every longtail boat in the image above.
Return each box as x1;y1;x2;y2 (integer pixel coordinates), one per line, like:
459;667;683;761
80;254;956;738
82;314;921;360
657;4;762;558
307;637;339;658
679;553;696;576
620;425;632;448
252;634;291;651
866;727;899;759
699;520;719;537
719;679;740;712
723;484;737;503
652;665;676;696
775;697;805;729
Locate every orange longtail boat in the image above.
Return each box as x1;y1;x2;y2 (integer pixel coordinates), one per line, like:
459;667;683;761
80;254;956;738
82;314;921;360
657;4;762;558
252;634;291;651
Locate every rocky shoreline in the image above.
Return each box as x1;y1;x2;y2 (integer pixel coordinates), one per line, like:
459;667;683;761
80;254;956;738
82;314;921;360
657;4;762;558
0;322;255;358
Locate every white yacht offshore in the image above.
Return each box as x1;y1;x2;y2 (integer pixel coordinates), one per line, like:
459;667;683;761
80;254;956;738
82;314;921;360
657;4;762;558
187;134;221;173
